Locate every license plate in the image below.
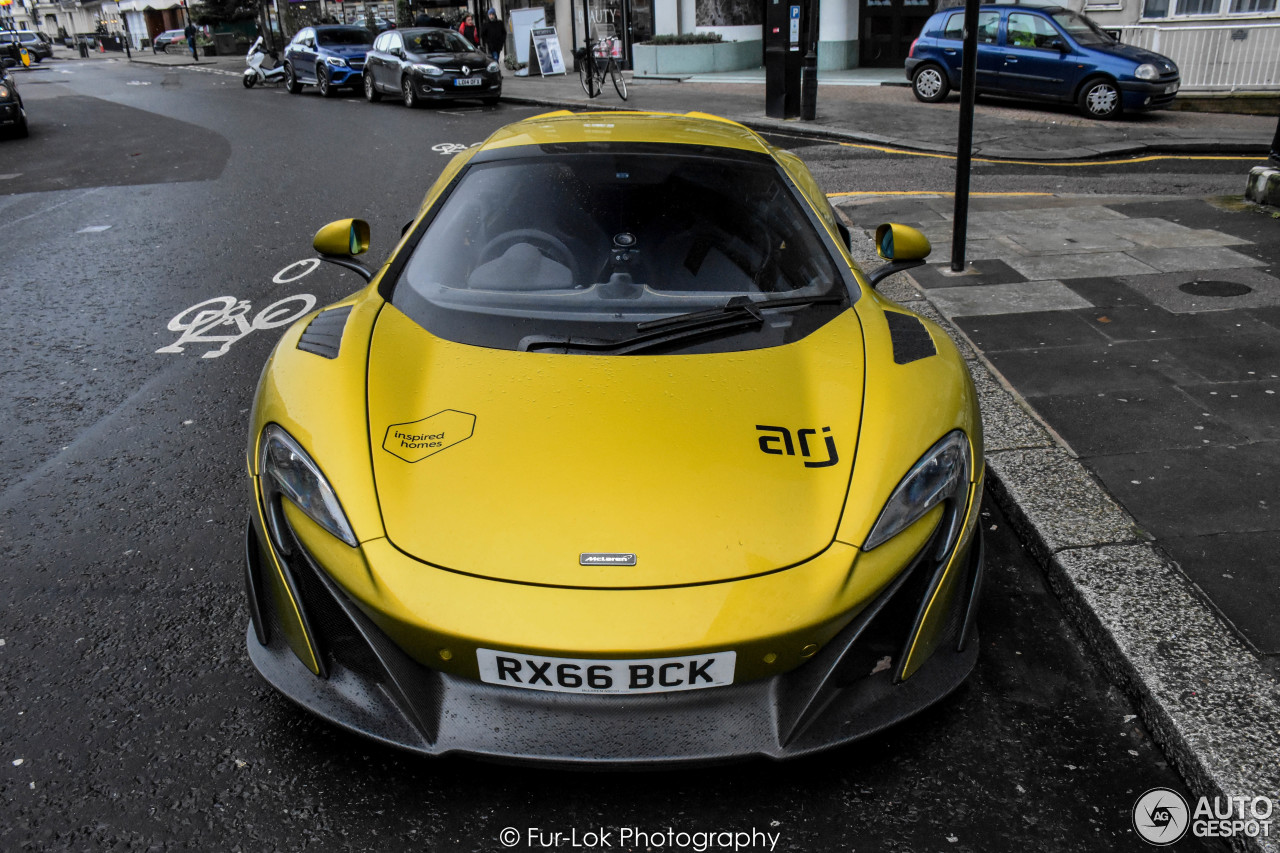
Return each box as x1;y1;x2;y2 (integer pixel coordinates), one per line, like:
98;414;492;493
455;77;482;86
477;649;736;694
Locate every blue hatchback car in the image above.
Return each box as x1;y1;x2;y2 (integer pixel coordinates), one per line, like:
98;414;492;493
905;4;1179;119
284;25;374;97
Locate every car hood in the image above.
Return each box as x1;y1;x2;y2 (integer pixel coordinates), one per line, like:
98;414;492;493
410;50;490;67
366;305;866;588
321;45;370;60
1092;42;1177;72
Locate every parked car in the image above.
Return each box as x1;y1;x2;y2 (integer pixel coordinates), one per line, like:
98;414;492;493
152;29;187;53
0;65;28;138
242;110;985;765
905;3;1180;119
363;27;500;107
283;25;373;97
0;31;50;64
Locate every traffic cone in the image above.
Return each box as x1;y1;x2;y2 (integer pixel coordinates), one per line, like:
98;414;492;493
98;42;105;53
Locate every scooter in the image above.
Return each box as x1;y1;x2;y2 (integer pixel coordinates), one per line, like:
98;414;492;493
243;37;285;88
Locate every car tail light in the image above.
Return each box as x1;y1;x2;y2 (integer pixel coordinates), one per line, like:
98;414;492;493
909;38;918;57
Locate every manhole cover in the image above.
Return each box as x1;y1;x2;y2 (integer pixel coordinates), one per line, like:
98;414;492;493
1178;280;1253;297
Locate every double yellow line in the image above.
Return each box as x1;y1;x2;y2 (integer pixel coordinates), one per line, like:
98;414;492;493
835;140;1263;167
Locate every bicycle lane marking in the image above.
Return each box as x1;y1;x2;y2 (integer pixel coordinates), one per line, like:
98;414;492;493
156;259;320;358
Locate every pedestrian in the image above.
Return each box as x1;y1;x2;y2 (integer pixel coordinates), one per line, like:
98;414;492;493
458;13;479;48
479;8;505;65
183;21;198;61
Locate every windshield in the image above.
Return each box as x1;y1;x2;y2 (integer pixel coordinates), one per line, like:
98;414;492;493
1050;11;1115;46
406;30;473;53
317;28;373;46
390;147;853;354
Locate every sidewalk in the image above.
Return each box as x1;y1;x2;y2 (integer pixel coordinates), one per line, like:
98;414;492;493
86;42;1280;846
112;46;1277;160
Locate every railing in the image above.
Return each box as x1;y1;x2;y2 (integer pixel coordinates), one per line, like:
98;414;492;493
1120;22;1280;90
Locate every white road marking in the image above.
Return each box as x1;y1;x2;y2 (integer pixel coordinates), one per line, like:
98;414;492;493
78;225;112;233
157;294;317;358
272;258;320;284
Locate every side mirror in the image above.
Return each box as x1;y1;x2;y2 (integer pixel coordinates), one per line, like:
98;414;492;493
867;223;931;289
313;218;373;281
1046;37;1067;52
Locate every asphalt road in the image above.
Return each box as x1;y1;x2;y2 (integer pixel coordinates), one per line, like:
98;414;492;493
0;59;1239;852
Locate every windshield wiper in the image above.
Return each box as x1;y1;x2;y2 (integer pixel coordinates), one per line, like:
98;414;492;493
635;293;845;334
518;293;844;355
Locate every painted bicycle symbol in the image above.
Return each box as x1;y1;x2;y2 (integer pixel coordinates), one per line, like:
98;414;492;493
156;294;317;358
431;142;483;156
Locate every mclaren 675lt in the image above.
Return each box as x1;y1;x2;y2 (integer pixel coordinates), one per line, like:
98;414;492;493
244;110;985;766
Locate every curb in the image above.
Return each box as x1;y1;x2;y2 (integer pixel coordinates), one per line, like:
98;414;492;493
500;93;1271;161
877;258;1280;853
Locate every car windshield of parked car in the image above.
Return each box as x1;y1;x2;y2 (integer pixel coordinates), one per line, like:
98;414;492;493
391;147;853;353
405;30;472;53
1050;11;1115;46
317;27;373;46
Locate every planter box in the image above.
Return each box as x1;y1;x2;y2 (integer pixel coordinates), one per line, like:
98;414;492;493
632;40;761;76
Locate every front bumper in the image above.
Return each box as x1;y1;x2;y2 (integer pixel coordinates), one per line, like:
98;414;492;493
327;64;365;87
244;509;984;766
1120;77;1180;111
413;73;501;100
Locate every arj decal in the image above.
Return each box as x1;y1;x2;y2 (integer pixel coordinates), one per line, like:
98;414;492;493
756;425;838;468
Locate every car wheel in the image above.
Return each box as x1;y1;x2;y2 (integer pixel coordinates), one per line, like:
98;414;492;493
364;72;381;102
1078;77;1121;120
12;111;28;139
481;95;499;106
284;62;302;94
912;64;950;103
402;76;417;108
317;65;335;98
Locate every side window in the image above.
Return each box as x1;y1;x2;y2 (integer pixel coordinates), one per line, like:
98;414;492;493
977;12;1000;44
374;33;389;51
1007;13;1058;49
942;12;964;40
389;33;403;52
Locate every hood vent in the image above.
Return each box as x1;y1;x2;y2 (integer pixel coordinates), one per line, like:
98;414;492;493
884;311;936;364
297;305;353;359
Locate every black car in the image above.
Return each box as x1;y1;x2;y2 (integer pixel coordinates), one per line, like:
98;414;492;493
0;66;28;138
363;27;500;107
0;31;49;65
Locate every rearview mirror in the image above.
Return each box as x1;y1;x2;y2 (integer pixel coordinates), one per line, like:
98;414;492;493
313;218;373;281
868;223;931;289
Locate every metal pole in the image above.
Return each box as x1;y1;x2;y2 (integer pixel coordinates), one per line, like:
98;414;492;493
800;0;818;120
1270;110;1279;166
950;0;980;273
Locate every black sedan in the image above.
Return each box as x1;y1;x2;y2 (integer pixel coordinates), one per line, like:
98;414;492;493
363;27;500;107
0;66;27;138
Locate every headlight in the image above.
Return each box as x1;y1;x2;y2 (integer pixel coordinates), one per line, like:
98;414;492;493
325;56;348;68
0;85;10;99
413;62;444;76
258;424;357;550
487;61;499;73
864;430;971;556
1135;63;1158;81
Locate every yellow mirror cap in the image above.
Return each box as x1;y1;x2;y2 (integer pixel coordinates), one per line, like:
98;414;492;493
875;223;931;261
313;219;370;257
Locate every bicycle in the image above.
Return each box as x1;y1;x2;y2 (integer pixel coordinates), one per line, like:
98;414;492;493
575;37;627;101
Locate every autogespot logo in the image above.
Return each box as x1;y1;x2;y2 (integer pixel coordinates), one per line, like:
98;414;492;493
1134;788;1190;845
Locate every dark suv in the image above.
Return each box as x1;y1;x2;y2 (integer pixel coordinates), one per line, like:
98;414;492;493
905;4;1180;119
284;25;374;97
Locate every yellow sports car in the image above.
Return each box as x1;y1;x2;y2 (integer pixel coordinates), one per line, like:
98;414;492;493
245;111;984;765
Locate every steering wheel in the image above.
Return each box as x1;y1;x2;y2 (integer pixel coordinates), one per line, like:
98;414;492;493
478;230;580;284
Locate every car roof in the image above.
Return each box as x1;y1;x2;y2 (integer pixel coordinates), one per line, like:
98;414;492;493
936;1;1068;11
478;111;776;158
